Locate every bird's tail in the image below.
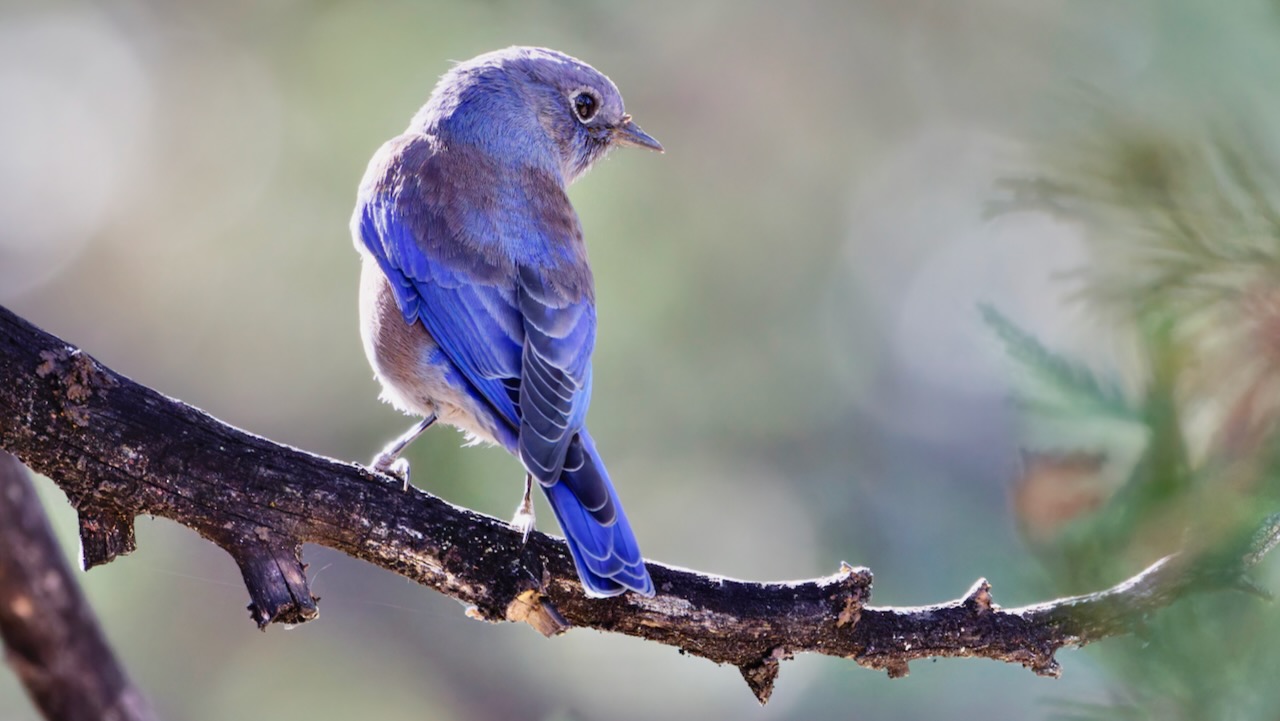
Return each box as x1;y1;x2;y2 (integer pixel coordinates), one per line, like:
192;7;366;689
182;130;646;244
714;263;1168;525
543;431;654;597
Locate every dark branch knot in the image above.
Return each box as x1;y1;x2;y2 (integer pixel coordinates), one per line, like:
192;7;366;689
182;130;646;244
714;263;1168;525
35;347;116;428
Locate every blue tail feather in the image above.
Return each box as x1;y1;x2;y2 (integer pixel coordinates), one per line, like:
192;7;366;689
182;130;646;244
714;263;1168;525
543;432;653;598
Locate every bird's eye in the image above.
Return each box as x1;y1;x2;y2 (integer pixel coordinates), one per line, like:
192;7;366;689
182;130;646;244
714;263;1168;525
572;92;599;122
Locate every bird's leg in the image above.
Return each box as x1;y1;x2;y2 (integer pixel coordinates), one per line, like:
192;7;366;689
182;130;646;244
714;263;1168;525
371;413;436;491
511;473;536;542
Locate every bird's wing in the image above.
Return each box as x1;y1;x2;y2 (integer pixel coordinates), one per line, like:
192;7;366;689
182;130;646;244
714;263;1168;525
358;194;524;427
515;264;597;487
354;136;597;483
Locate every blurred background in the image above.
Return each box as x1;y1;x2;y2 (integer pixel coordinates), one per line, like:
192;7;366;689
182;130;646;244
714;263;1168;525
5;0;1280;719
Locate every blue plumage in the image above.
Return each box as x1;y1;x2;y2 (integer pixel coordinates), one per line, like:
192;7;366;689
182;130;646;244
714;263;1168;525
353;47;662;597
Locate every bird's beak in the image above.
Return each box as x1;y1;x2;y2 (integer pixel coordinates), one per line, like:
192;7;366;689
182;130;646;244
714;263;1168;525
614;115;663;152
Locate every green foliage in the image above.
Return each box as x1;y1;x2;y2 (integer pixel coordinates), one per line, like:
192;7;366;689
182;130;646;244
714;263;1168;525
990;69;1280;721
981;305;1134;422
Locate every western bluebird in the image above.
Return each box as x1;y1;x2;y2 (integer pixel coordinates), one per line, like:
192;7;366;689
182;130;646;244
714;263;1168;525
352;47;662;597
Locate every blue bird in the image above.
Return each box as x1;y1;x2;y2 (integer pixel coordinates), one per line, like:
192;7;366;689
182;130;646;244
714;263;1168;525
352;47;662;597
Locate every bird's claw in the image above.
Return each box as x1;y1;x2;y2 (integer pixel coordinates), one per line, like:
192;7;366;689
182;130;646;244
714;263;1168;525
511;507;536;543
511;473;536;542
372;455;412;492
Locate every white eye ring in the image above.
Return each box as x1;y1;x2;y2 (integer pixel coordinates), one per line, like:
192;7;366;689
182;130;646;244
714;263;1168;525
570;89;601;122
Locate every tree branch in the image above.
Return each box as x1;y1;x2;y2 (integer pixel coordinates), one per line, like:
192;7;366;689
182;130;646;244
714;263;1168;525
0;303;1275;705
0;450;159;721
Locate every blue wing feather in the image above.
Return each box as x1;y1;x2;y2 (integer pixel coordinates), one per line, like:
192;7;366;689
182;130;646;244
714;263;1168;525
359;199;523;425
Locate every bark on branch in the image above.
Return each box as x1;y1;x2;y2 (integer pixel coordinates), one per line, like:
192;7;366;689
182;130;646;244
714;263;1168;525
0;450;158;721
0;303;1276;705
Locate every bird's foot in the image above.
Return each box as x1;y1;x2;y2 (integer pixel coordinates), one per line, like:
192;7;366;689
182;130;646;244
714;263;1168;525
511;473;536;542
372;454;412;492
511;506;535;542
368;414;436;492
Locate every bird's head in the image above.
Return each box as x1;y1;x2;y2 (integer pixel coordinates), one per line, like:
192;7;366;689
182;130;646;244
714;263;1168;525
417;46;662;184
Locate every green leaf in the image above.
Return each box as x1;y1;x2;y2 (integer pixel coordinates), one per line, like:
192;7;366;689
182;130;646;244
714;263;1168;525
981;304;1135;420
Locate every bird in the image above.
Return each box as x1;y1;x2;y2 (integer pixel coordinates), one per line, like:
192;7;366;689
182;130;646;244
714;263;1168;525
351;47;662;598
